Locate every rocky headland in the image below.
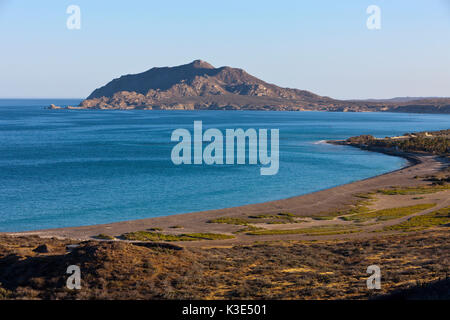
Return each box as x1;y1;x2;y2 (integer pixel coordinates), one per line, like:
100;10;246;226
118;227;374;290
50;60;450;113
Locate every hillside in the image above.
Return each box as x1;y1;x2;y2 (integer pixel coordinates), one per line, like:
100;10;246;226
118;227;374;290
1;230;448;299
60;60;450;113
338;129;450;157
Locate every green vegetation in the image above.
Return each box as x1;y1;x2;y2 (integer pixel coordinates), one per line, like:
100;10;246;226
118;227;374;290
341;204;436;222
354;193;376;199
185;233;235;240
233;225;265;234
0;286;11;299
122;231;193;241
277;212;297;217
246;225;360;236
121;231;234;242
311;216;336;221
377;185;450;195
346;131;450;155
310;196;373;220
208;217;251;226
209;213;300;226
248;212;298;223
264;220;294;225
382;206;450;232
94;234;115;240
424;167;450;184
388;136;449;155
148;227;163;231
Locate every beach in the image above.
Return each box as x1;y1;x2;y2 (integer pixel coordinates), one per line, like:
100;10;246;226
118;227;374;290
7;148;449;246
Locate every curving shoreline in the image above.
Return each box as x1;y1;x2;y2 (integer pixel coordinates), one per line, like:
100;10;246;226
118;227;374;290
5;144;449;242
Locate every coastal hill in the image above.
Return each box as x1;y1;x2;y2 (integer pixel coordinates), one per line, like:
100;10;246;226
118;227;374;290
68;60;450;113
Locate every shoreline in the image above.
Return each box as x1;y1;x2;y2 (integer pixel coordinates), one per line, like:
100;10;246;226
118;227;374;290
48;104;450;115
5;145;449;242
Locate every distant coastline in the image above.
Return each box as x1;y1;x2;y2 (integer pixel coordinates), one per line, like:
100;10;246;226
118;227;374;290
48;103;450;114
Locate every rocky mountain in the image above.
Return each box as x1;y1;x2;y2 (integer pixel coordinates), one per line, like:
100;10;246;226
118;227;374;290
65;60;450;113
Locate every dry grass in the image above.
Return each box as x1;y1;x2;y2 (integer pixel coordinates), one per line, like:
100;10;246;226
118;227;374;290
1;230;448;300
0;230;448;300
121;231;234;242
209;212;300;225
246;225;360;236
93;234;115;240
341;203;436;222
308;196;374;220
208;217;251;226
377;185;450;195
382;207;450;232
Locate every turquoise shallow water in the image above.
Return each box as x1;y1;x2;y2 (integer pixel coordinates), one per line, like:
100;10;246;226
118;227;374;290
1;99;449;232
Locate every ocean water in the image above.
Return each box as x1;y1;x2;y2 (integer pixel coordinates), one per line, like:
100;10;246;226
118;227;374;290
1;99;449;232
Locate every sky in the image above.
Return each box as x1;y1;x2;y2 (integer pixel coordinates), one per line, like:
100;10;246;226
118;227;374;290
0;0;449;99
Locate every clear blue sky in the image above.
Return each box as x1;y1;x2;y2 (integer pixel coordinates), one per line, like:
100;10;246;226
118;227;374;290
1;0;449;99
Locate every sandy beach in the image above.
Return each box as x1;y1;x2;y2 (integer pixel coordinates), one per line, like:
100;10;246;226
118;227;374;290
6;148;449;247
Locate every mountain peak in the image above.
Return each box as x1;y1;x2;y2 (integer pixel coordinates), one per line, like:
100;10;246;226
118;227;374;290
189;59;215;69
83;59;328;107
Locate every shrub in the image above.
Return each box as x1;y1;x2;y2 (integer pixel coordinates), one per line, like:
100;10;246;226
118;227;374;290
246;225;360;236
121;231;234;242
94;234;115;240
208;217;250;226
383;206;450;232
341;203;436;222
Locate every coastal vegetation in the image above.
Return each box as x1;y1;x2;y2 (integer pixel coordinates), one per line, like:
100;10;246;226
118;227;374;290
209;212;301;226
208;217;251;226
340;203;436;222
1;230;447;299
93;234;115;240
248;213;299;224
307;196;374;220
381;206;450;232
148;227;164;231
0;287;11;299
121;231;234;242
233;225;265;234
344;130;450;155
246;225;360;236
377;185;450;195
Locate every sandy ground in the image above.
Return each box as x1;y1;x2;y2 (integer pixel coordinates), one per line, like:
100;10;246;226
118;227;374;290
4;151;448;247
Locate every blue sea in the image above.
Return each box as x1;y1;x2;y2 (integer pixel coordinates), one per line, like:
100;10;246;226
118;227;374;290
1;99;449;232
